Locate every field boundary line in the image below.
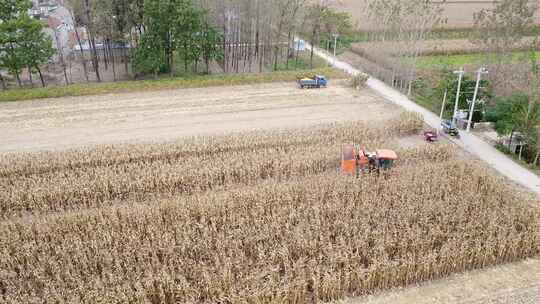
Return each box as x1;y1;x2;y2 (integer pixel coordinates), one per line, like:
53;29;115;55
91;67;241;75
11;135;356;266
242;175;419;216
0;68;346;102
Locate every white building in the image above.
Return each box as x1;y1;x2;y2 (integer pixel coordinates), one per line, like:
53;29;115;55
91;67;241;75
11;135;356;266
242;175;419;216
30;0;59;20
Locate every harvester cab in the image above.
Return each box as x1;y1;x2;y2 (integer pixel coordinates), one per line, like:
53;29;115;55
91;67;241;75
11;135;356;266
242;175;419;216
341;144;397;176
375;149;398;171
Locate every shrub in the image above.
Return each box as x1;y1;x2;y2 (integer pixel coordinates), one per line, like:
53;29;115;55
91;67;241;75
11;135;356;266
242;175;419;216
349;73;369;89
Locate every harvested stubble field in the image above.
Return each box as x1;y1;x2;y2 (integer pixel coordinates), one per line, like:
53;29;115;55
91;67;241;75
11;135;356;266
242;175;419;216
332;0;540;30
1;113;539;304
0;82;397;153
350;37;540;61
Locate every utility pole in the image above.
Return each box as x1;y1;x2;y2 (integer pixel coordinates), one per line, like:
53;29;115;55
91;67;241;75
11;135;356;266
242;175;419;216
333;34;339;57
439;89;448;134
467;67;488;132
452;68;464;125
330;34;339;67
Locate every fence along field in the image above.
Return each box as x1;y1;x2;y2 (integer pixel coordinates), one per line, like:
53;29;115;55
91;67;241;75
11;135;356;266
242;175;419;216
1;113;539;303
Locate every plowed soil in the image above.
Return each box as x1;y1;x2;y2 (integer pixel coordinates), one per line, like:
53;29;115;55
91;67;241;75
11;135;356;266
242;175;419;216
0;82;399;153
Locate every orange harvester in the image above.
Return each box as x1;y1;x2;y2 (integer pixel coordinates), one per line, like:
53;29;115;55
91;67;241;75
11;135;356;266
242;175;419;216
341;144;398;175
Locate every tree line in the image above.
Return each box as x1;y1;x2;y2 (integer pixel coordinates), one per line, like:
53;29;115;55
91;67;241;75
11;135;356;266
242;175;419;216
131;0;221;77
0;0;55;89
365;0;445;95
1;0;350;89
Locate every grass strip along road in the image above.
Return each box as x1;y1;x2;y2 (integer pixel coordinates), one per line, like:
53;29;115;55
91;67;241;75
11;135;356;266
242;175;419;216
0;68;345;102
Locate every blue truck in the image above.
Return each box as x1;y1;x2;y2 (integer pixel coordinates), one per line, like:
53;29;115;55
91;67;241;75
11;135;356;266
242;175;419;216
298;75;327;89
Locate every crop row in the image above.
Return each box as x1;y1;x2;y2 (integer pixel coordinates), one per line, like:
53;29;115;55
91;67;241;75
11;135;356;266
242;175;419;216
0;112;423;178
1;157;538;304
0;114;423;219
0;137;446;220
0;145;336;219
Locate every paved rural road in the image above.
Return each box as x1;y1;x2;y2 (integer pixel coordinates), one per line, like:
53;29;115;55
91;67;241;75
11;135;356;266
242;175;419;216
307;43;540;197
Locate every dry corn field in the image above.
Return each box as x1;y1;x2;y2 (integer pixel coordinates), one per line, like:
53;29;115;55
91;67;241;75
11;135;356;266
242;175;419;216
350;37;540;63
1;112;539;304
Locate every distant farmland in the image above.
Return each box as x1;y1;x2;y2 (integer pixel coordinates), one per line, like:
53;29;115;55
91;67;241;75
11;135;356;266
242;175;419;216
333;0;540;30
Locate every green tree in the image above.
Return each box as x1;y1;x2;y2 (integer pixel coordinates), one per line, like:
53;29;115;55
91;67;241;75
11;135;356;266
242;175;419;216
436;69;492;118
133;0;176;76
133;0;218;77
525;123;540;165
319;8;354;51
18;17;55;87
173;0;203;73
485;93;540;163
200;19;222;75
0;21;24;87
1;17;55;88
485;93;529;136
0;0;33;87
513;99;540;160
0;0;31;21
133;30;167;78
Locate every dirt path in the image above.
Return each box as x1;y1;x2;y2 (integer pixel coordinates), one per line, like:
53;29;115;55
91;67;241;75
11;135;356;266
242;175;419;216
0;82;398;153
343;259;540;304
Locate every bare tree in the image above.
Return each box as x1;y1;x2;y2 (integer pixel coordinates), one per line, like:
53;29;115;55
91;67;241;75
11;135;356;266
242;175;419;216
305;1;329;69
83;0;101;82
285;0;306;70
273;0;295;70
71;8;89;82
202;0;297;73
473;0;539;94
0;73;6;90
52;26;70;85
366;0;444;95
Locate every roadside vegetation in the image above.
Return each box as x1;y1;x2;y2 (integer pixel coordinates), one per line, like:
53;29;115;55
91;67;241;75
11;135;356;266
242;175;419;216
0;67;344;102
